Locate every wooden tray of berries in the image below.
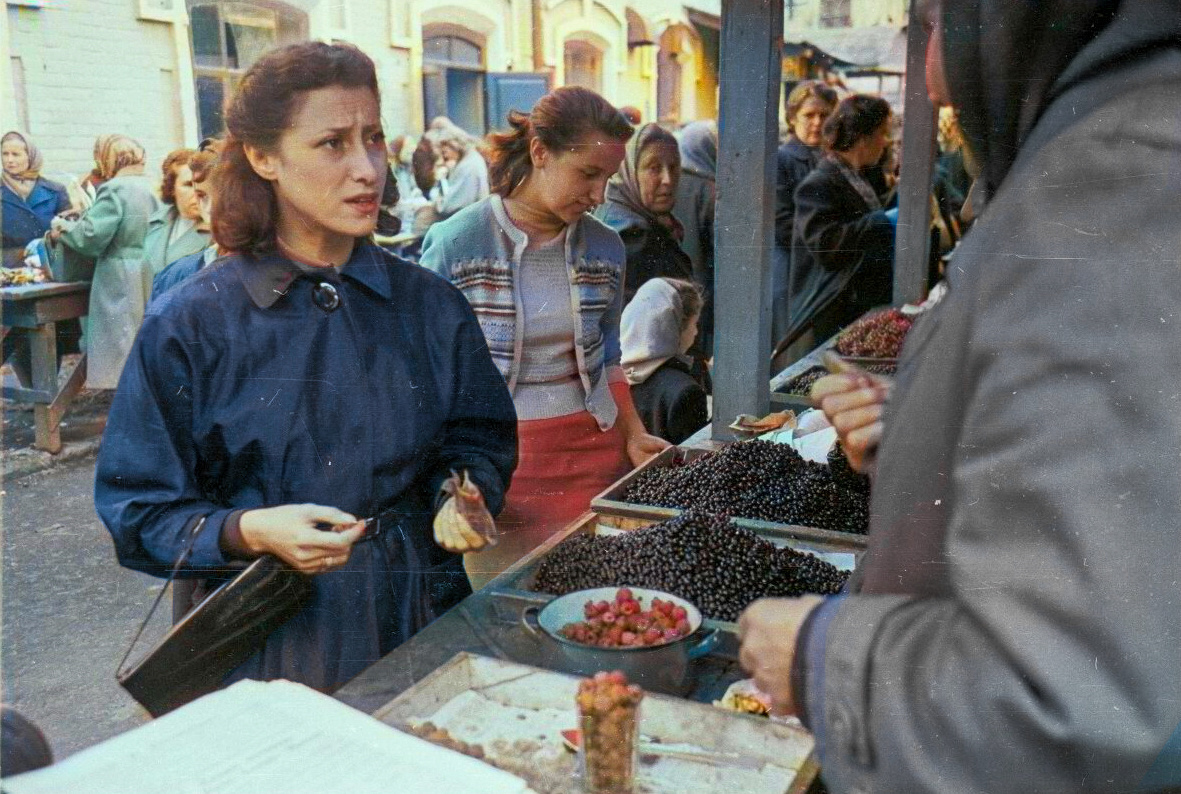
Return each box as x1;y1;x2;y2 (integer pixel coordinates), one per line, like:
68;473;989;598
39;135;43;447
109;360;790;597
373;652;818;794
592;446;870;551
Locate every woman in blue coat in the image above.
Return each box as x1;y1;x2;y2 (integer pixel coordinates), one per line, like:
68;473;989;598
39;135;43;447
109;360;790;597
2;131;70;267
95;41;517;692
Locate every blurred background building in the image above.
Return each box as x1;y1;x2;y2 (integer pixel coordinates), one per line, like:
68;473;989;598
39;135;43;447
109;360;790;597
1;0;904;178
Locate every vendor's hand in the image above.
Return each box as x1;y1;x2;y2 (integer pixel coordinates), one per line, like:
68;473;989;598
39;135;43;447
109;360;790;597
810;373;892;474
626;433;670;468
238;503;364;575
45;228;63;243
433;495;491;554
738;596;824;716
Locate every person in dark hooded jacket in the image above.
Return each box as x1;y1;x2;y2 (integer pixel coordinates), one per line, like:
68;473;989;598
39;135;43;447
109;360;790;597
739;0;1181;791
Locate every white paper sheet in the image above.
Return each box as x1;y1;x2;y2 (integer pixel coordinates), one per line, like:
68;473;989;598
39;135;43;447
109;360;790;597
3;680;532;794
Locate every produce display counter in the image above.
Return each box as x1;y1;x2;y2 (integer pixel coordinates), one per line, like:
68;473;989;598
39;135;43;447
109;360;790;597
335;511;825;793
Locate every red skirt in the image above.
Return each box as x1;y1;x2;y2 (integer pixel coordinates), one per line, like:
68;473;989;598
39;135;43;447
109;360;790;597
465;403;631;588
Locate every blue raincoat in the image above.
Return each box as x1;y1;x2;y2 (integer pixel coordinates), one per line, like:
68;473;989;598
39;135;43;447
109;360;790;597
95;241;517;690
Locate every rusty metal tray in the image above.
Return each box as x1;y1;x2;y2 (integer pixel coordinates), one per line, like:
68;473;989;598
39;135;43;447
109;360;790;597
373;651;818;794
591;446;869;550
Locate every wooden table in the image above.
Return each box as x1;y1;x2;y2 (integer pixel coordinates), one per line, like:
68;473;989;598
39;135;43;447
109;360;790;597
2;282;90;453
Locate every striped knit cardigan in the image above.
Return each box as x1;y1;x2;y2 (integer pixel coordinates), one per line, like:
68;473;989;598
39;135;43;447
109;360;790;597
420;195;627;430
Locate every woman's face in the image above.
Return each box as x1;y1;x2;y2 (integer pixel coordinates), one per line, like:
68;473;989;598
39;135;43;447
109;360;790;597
792;98;832;147
247;84;386;244
173;164;202;221
532;132;626;225
2;138;30;176
637;142;680;215
679;310;700;355
193;176;215;231
864;120;893;166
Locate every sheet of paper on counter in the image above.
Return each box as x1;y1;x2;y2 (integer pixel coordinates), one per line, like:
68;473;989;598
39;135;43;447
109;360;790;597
3;680;532;794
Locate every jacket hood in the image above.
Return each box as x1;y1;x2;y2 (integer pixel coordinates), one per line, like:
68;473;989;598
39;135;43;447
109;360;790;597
943;0;1181;197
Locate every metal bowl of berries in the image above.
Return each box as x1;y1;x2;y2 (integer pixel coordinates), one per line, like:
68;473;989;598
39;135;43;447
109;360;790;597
522;587;720;695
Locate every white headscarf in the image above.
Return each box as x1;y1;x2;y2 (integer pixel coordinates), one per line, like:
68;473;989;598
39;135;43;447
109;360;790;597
621;278;687;385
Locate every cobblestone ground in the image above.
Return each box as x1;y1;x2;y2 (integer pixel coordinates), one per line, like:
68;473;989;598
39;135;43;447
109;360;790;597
2;459;169;759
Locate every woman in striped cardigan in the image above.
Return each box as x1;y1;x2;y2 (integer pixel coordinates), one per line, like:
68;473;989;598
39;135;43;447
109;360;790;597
421;87;669;587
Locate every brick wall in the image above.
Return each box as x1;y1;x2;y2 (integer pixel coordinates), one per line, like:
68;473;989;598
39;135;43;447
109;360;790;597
7;1;185;187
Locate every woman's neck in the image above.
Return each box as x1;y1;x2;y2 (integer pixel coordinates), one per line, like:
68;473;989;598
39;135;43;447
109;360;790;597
115;164;145;178
275;219;354;268
833;148;864;170
503;180;565;241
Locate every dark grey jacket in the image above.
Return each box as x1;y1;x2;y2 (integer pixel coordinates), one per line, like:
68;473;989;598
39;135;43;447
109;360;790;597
799;1;1181;791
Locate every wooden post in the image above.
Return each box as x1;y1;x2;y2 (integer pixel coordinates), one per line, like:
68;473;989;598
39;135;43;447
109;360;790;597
711;0;783;439
893;0;937;305
29;322;61;454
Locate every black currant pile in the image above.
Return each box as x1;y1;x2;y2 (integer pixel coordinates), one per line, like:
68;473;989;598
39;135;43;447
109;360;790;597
621;440;869;534
827;442;870;495
532;511;848;621
781;364;896;398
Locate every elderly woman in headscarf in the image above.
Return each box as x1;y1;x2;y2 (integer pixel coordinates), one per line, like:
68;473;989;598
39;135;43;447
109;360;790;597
2;131;71;267
49;134;160;388
621;277;708;444
595;122;695;305
671;120;717;358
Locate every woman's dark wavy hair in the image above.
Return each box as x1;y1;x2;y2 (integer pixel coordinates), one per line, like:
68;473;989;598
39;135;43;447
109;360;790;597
212;41;379;255
485;86;633;196
822;95;892;153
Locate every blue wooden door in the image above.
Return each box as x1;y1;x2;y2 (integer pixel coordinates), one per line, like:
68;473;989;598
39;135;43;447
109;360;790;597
484;73;550;132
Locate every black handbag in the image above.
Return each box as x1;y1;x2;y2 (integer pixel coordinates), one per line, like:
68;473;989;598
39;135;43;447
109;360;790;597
116;517;312;717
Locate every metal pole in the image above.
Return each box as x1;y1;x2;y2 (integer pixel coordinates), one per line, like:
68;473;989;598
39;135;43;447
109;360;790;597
893;3;937;305
711;0;782;439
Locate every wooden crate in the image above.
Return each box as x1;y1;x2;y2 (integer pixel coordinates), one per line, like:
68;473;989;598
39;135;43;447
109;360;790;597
591;446;869;550
374;652;818;794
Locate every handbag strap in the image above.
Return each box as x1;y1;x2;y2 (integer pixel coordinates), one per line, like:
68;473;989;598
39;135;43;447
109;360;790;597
116;516;208;678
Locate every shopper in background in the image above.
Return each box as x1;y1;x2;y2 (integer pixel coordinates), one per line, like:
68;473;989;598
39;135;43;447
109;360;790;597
671;120;717;358
621;277;708;445
141;149;209;277
596;122;694;305
772;81;838;358
2;131;71;268
741;0;1181;790
96;42;516;692
151;140;224;301
421;86;668;588
50;134;159;389
431;127;489;220
787;95;895;351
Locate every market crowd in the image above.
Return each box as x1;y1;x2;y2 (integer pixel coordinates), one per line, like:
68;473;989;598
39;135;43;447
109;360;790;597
3;0;1179;787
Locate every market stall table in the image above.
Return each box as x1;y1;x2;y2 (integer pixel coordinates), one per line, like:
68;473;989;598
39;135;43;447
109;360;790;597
334;513;823;792
2;281;89;453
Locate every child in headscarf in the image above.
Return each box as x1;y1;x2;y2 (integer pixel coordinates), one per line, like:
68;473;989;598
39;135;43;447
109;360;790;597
621;277;708;444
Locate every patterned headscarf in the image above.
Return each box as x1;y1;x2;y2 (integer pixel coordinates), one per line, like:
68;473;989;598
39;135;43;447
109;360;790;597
95;134;146;181
2;131;44;200
605;122;684;240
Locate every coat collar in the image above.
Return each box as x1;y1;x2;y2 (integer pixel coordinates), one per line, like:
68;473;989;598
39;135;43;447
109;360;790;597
240;240;392;309
2;179;57;211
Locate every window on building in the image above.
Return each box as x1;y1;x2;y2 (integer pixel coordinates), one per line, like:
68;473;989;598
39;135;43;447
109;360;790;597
819;0;852;27
188;1;308;139
422;32;486;134
563;40;603;93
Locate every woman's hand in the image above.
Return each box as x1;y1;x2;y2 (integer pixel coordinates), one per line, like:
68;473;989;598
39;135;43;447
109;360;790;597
433;495;492;554
810;372;892;474
626;432;670;468
238;503;365;575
